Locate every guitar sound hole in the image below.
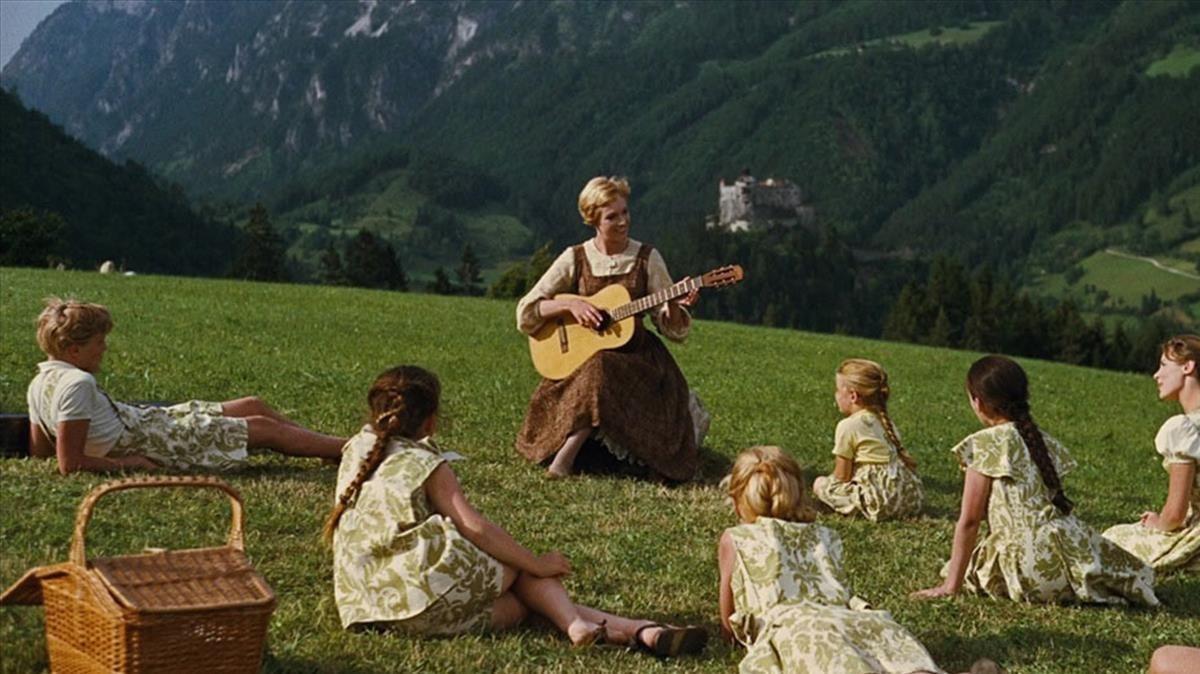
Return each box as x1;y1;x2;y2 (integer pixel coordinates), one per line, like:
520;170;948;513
595;312;613;332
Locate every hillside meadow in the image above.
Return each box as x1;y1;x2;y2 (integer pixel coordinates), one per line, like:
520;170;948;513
0;268;1196;673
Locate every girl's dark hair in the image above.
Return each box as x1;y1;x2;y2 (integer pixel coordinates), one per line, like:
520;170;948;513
967;355;1073;515
323;365;441;542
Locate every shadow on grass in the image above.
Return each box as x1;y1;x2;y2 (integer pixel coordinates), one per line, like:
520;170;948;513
1156;575;1200;618
695;444;733;484
916;473;963;520
553;438;732;486
263;653;378;674
924;624;1130;672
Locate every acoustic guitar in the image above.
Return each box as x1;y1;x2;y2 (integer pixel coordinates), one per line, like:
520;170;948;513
528;265;744;380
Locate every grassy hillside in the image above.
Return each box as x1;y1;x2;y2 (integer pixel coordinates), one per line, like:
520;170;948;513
277;167;532;284
1;268;1196;674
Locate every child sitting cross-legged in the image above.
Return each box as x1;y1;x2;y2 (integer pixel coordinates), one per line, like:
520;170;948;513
325;364;707;655
813;358;923;521
27;297;345;474
718;445;944;674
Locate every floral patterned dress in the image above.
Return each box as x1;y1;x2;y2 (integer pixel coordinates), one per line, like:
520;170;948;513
726;518;943;674
949;424;1159;605
814;410;924;521
332;428;506;634
1103;411;1200;573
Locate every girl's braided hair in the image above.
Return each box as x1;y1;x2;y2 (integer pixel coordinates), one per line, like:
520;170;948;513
838;358;907;456
967;355;1073;515
322;365;440;542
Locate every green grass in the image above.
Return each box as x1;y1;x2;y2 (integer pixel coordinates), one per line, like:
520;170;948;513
1033;249;1199;310
1;268;1196;673
1146;44;1200;78
811;21;1003;58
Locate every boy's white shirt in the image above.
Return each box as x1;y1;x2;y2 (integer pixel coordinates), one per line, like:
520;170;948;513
26;359;123;457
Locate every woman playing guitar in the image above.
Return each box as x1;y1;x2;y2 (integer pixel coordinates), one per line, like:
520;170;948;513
515;176;701;480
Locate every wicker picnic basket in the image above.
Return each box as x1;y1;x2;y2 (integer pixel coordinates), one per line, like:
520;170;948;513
0;476;276;673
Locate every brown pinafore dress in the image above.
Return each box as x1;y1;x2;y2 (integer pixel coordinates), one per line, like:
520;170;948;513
516;243;698;481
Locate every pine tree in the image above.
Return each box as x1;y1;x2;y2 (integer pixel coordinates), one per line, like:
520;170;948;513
927;307;955;347
319;243;345;286
0;207;65;267
1106;321;1132;371
456;243;483;295
429;267;454;294
344;230;407;290
231;203;287;281
882;283;925;343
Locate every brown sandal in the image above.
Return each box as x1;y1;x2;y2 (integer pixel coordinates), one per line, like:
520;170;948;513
632;623;707;657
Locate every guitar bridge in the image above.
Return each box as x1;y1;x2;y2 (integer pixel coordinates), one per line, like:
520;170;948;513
557;319;568;353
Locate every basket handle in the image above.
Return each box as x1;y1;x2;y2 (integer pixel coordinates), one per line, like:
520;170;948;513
70;475;246;566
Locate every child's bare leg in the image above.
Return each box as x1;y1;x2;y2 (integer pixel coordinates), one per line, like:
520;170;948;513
245;416;345;458
511;572;601;644
489;567;529;631
1150;646;1200;674
222;397;301;427
547;428;589;478
574;606;662;646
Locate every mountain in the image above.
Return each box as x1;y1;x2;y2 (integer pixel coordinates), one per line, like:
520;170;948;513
0;88;234;273
3;1;1196;317
0;0;517;199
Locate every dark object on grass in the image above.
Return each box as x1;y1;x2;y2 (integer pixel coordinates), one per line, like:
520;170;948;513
633;623;708;657
0;414;30;457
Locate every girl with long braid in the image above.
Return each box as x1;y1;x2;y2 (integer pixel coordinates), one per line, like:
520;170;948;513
327;365;706;655
813;359;924;521
912;355;1158;605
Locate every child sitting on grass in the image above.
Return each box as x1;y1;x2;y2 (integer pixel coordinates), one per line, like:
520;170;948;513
717;445;943;673
1103;334;1200;573
911;355;1158;605
325;364;706;655
813;358;923;521
27;297;345;474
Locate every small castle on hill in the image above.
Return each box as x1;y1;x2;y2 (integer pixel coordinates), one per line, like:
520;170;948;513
707;169;815;232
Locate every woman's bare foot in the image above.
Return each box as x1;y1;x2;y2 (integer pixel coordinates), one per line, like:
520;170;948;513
566;619;605;647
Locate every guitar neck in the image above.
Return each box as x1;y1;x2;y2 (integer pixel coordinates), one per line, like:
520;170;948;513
610;277;701;321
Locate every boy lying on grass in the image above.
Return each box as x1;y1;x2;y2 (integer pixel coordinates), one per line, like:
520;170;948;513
27;297;346;474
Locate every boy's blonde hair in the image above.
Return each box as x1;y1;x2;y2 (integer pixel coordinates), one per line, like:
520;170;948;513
837;358;907;455
1162;335;1200;377
35;297;113;358
578;176;631;227
723;446;815;523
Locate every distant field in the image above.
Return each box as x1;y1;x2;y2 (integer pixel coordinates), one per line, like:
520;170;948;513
1033;248;1199;311
276;168;533;283
1;268;1195;674
1146;44;1200;77
812;21;1003;57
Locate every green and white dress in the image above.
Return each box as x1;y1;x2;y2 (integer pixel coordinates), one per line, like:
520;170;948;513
949;424;1159;605
1103;411;1200;573
726;517;943;674
814;409;924;521
332;428;506;634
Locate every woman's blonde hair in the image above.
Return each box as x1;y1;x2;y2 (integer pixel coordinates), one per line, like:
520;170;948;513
837;358;906;455
577;176;631;227
1162;335;1200;377
723;446;815;523
35;297;113;358
322;365;441;543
